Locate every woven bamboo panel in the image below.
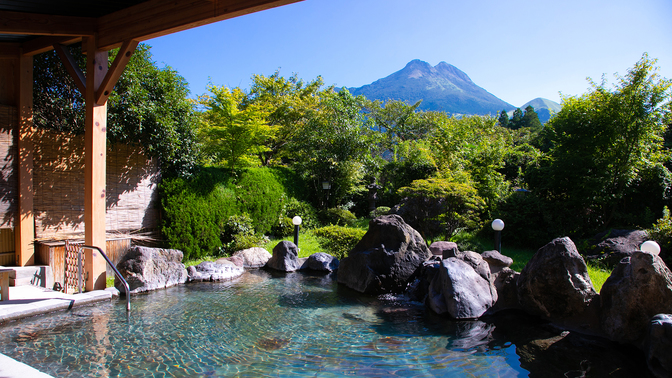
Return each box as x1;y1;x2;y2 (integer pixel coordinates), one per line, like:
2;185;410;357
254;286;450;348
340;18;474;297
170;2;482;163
64;240;84;294
0;105;17;228
33;129;161;238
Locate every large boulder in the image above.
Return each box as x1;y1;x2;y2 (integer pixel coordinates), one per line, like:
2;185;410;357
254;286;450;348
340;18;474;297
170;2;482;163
482;250;514;275
488;267;521;313
427;257;497;319
645;314;672;378
585;229;648;268
407;256;442;303
601;251;672;345
302;252;339;272
429;241;459;259
517;237;599;330
337;215;431;295
266;241;301;272
232;247;272;268
116;246;188;294
187;261;245;282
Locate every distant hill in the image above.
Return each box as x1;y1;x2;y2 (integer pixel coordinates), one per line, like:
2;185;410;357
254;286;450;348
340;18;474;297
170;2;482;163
344;59;516;115
515;98;562;124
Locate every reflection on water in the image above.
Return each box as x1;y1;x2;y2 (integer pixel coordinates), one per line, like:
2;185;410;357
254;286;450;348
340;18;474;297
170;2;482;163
0;270;647;377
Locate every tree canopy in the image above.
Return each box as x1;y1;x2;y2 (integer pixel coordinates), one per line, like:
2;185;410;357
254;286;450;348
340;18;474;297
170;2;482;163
33;43;199;177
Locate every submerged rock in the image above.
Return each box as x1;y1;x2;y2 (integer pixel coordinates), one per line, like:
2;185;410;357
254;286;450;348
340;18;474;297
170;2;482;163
116;246;188;294
601;252;672;346
337;215;431;295
266;241;301;272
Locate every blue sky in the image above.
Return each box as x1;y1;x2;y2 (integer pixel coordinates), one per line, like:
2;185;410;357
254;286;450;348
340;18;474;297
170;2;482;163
148;0;672;107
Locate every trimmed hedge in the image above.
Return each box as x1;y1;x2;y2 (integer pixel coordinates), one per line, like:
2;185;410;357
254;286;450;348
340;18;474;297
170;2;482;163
313;225;366;259
161;166;299;260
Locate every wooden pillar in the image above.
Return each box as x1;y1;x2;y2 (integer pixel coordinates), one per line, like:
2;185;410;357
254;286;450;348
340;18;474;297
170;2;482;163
15;54;34;267
84;37;108;291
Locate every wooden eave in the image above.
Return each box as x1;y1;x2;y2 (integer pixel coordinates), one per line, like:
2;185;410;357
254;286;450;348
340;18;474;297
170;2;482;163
0;0;302;55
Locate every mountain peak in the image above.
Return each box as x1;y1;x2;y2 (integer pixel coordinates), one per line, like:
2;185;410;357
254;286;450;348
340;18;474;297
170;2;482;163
348;60;514;115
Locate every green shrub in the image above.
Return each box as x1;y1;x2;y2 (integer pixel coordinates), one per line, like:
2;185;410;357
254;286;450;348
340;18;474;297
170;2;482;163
396;178;485;240
273;216;295;237
319;207;357;227
161;172;237;260
369;206;391;218
648;206;672;267
283;197;319;229
235;168;286;234
224;233;267;255
313;225;366;259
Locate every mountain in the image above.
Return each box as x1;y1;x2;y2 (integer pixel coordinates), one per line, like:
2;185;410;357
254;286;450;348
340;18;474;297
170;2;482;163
518;98;562;124
344;59;516;115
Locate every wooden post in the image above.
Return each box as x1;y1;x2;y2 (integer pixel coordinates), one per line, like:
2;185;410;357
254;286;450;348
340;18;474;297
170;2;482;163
15;54;35;267
84;37;108;291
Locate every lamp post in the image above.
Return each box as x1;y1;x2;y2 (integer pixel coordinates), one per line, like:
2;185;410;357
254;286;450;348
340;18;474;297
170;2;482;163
292;216;302;247
491;219;505;253
321;180;331;209
640;240;661;256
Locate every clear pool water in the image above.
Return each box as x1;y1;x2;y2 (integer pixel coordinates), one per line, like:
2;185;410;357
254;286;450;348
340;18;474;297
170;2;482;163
0;270;646;377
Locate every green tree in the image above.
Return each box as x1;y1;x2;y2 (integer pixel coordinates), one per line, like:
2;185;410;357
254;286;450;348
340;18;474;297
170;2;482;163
395;178;485;240
243;72;323;165
510;108;524;130
33;43;199;177
498;109;510;128
521;105;543;131
198;86;272;170
528;54;672;234
292;89;371;208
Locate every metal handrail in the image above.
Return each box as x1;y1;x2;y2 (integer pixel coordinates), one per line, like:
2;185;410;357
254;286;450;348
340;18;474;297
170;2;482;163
82;245;131;312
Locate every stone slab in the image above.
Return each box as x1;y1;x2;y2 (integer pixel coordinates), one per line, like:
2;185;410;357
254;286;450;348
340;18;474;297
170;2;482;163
0;353;54;378
0;285;112;324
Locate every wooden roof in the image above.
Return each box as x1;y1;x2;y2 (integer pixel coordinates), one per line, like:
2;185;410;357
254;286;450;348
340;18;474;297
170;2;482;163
0;0;302;56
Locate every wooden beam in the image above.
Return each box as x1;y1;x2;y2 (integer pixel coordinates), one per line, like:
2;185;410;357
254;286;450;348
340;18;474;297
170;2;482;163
95;39;138;105
97;0;301;49
0;43;20;59
54;44;86;95
83;37;108;291
0;10;95;36
21;36;82;57
15;54;35;267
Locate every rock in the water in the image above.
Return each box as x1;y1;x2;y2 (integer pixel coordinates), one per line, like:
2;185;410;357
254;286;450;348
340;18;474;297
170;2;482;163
303;252;339;272
645;314;672;378
482;250;514;275
427;258;497;319
187;261;244;282
517;237;598;322
232;247;272;268
488;267;521;314
601;252;672;345
337;215;431;294
585;229;648;268
266;241;301;272
116;246;188;294
429;241;459;259
406;257;442;303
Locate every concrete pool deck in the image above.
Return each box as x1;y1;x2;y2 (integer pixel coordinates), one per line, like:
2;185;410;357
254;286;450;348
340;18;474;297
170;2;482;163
0;285;115;378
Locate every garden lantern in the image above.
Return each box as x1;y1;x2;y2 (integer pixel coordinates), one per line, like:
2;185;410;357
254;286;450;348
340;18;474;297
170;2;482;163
292;216;302;247
640;240;661;256
491;219;505;253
